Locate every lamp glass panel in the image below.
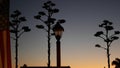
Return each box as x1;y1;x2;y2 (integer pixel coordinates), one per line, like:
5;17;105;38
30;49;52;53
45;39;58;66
55;30;63;36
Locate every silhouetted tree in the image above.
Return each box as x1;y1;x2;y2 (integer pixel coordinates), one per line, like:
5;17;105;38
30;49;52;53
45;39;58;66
10;10;31;68
94;20;120;68
112;58;120;68
34;1;65;67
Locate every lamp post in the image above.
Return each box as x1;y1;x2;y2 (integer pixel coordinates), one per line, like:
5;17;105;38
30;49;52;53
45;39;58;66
52;22;64;68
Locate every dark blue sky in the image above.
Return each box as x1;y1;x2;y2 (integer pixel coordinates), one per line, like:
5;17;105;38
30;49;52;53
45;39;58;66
10;0;120;68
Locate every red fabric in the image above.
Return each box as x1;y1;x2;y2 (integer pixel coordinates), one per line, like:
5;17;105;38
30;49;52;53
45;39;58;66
6;30;11;68
0;31;5;68
0;30;11;68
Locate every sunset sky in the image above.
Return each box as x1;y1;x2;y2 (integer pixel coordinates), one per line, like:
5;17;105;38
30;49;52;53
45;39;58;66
10;0;120;68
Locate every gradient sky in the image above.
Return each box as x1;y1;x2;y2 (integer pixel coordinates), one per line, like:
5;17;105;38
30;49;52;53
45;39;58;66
10;0;120;68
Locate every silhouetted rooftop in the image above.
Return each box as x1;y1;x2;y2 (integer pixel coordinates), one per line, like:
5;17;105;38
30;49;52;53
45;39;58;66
20;66;70;68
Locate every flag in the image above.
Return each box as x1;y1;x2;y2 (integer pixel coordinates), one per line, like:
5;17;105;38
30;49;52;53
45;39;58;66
0;0;11;68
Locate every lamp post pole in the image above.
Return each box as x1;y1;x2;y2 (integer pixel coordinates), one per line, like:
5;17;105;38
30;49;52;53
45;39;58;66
56;37;61;68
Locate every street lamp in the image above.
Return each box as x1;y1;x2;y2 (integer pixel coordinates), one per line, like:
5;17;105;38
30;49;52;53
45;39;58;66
52;22;64;68
53;22;64;40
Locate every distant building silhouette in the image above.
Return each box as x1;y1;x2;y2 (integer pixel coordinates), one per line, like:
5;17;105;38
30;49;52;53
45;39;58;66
20;66;70;68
